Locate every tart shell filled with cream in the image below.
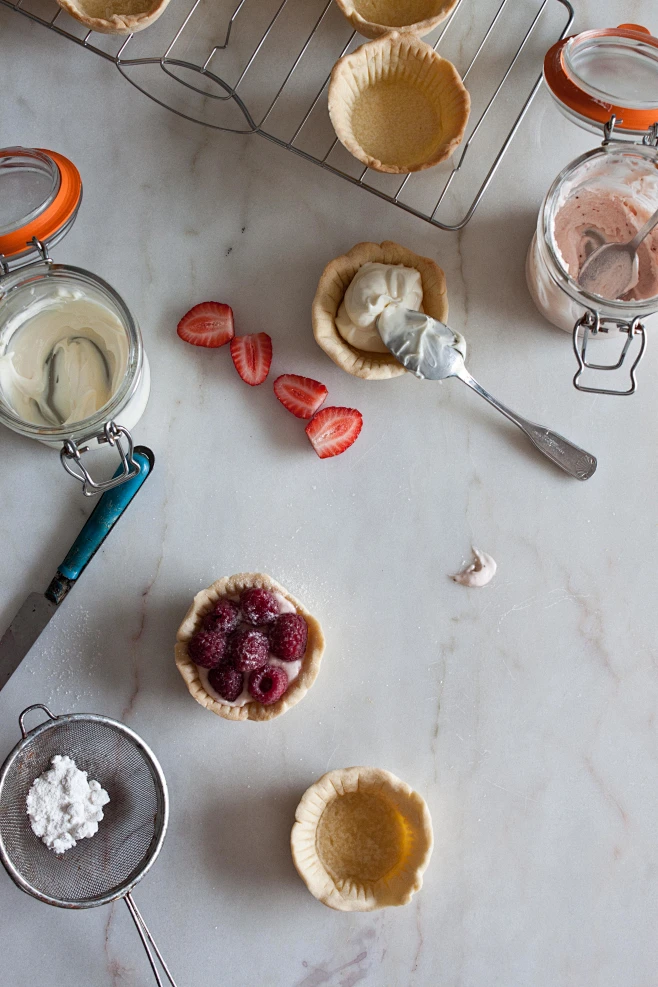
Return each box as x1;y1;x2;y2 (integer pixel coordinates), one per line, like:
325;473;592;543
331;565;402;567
313;240;448;379
175;573;325;721
291;766;433;911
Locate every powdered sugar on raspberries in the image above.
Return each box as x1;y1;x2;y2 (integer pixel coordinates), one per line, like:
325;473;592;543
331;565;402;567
240;588;279;625
188;629;227;668
195;590;306;707
247;664;289;704
202;599;240;634
208;665;244;703
229;627;270;672
269;613;308;660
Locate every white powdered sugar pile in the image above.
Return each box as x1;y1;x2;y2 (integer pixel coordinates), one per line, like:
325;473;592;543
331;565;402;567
26;755;110;854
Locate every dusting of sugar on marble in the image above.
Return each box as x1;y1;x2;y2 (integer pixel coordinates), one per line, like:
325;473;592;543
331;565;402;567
24;604;104;708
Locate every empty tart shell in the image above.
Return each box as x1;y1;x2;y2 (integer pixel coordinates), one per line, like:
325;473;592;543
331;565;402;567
334;0;459;40
175;573;325;722
313;240;448;379
328;32;470;173
291;766;433;911
55;0;170;34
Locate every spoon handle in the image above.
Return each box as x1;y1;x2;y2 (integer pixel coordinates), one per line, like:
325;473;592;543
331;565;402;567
455;369;597;480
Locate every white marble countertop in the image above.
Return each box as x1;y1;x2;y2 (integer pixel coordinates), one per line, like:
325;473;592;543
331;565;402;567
1;1;657;984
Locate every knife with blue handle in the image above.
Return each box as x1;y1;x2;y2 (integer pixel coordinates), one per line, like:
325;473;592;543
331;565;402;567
0;446;154;691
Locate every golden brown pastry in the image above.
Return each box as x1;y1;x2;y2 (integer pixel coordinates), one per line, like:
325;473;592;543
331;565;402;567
55;0;170;35
291;766;433;910
334;0;459;40
328;31;470;173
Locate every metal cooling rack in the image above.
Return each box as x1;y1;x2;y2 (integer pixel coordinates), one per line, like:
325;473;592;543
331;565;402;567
2;0;573;229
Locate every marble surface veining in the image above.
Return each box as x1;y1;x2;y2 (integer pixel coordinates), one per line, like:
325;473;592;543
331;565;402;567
1;1;657;985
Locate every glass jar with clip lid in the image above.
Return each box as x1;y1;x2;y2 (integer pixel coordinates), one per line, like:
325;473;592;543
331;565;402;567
0;147;151;493
526;24;658;395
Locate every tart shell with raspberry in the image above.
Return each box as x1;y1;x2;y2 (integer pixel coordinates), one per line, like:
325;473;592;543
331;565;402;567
175;573;325;722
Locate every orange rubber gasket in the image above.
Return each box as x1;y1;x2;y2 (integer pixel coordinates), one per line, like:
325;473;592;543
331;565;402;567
544;26;658;133
0;149;82;259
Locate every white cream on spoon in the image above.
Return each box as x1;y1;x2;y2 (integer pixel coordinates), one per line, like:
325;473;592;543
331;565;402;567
376;306;597;480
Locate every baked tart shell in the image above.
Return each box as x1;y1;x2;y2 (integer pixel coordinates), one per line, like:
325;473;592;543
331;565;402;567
175;573;325;722
312;239;448;379
291;766;433;911
334;0;459;40
328;32;470;174
55;0;170;34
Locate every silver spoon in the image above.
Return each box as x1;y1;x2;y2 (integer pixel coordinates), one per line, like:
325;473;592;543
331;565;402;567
377;307;597;480
577;204;658;298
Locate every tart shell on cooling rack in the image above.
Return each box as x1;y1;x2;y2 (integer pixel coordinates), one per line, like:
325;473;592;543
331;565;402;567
55;0;171;35
334;0;460;40
328;32;470;174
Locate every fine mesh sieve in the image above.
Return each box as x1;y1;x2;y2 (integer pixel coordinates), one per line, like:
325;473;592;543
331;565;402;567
0;704;179;987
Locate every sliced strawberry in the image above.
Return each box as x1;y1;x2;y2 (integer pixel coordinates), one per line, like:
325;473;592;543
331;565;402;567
177;302;234;348
273;374;328;419
305;407;363;459
230;333;273;386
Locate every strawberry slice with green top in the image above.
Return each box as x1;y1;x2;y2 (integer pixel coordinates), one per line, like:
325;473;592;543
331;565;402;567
177;302;234;348
305;407;363;459
230;332;273;386
273;374;328;419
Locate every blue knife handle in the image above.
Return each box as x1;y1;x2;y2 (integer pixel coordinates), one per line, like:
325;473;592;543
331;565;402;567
45;447;154;605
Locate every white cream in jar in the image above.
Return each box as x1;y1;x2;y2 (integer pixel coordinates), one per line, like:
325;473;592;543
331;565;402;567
0;286;129;426
336;261;423;352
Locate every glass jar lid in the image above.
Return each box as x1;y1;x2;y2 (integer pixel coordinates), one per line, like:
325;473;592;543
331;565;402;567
544;25;658;136
0;147;82;262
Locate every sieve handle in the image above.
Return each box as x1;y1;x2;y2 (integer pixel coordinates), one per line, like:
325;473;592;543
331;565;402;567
19;703;58;739
124;893;180;987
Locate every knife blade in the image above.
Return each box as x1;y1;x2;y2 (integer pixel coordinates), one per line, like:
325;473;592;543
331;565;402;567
0;445;154;691
0;594;58;691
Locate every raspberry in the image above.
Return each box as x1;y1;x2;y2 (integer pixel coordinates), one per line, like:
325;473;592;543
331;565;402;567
202;599;240;634
269;613;308;660
248;664;289;705
208;665;244;703
188;629;227;669
240;588;279;625
229;627;270;672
